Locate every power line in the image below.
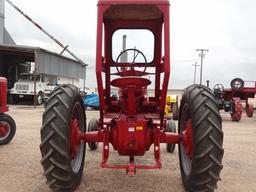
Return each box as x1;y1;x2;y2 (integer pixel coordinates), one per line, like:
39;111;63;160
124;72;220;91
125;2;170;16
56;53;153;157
171;59;199;63
196;49;209;85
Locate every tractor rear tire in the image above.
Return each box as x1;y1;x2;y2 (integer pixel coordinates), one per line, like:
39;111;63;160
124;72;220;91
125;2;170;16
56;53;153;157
88;118;99;150
246;104;254;117
230;97;242;122
172;100;179;120
0;113;16;145
178;84;224;192
166;120;176;153
40;84;86;191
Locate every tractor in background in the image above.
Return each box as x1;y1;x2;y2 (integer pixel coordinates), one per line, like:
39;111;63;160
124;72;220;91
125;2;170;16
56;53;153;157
0;77;16;145
165;95;179;120
40;1;224;191
213;78;256;121
164;95;179;153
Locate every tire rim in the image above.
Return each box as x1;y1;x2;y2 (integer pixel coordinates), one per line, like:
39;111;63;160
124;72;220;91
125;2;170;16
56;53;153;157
0;121;11;141
234;81;241;88
38;95;42;105
232;80;243;89
69;102;85;173
179;103;193;176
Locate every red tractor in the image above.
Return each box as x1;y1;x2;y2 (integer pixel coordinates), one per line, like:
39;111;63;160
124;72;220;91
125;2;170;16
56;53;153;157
213;78;256;121
0;77;16;145
40;1;224;191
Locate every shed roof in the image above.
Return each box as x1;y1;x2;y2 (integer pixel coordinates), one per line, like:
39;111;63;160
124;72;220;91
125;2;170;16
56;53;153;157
0;44;86;79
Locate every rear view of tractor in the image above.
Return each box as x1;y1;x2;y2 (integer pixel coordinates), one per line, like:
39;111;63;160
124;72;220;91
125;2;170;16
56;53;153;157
0;77;16;145
40;1;224;191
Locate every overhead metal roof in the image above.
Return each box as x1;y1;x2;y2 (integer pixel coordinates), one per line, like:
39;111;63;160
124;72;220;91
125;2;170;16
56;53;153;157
0;44;86;79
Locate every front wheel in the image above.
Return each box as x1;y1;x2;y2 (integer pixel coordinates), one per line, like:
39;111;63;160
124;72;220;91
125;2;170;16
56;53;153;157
166;120;176;153
246;103;254;117
0;113;16;145
40;84;86;191
230;97;242;122
178;84;224;192
172;99;179;120
87;118;99;150
36;92;44;105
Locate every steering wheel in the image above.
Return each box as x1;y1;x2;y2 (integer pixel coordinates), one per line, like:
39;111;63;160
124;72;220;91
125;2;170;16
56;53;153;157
213;84;224;97
115;48;148;73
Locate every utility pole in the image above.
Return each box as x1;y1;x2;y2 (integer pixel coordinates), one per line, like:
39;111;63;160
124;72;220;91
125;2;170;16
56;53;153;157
196;49;209;85
192;62;200;84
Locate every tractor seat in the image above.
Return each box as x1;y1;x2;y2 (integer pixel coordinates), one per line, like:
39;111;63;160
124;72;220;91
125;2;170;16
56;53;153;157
110;76;151;89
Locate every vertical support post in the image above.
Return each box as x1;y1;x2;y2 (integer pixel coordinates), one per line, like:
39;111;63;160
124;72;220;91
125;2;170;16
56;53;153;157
154;126;161;166
101;124;109;166
83;66;86;95
192;62;200;84
196;49;209;85
127;85;136;116
33;71;37;108
0;0;4;76
127;156;136;177
0;0;4;44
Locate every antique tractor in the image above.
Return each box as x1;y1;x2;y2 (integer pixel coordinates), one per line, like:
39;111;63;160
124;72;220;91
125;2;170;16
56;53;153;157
0;77;16;145
213;78;256;121
165;95;179;120
40;1;224;191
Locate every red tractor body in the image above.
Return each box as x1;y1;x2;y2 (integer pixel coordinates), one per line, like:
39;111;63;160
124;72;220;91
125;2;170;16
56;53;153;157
223;84;256;119
40;1;224;191
0;77;16;145
92;0;174;172
0;77;9;113
222;81;256;101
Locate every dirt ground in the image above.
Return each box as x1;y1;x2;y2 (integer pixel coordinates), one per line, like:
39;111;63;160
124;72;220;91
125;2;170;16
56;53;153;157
0;105;256;192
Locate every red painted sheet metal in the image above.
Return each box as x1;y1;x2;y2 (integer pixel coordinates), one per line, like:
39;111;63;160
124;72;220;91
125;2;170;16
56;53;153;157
223;88;256;101
98;0;169;5
0;77;8;113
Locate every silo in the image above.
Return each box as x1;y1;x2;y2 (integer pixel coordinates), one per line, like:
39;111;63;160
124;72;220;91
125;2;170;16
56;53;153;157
0;0;4;44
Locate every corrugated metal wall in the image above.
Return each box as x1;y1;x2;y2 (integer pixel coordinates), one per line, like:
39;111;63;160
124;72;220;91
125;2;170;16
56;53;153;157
35;50;85;79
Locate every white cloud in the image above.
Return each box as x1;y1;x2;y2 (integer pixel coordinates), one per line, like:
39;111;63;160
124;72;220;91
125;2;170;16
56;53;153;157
4;0;256;88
